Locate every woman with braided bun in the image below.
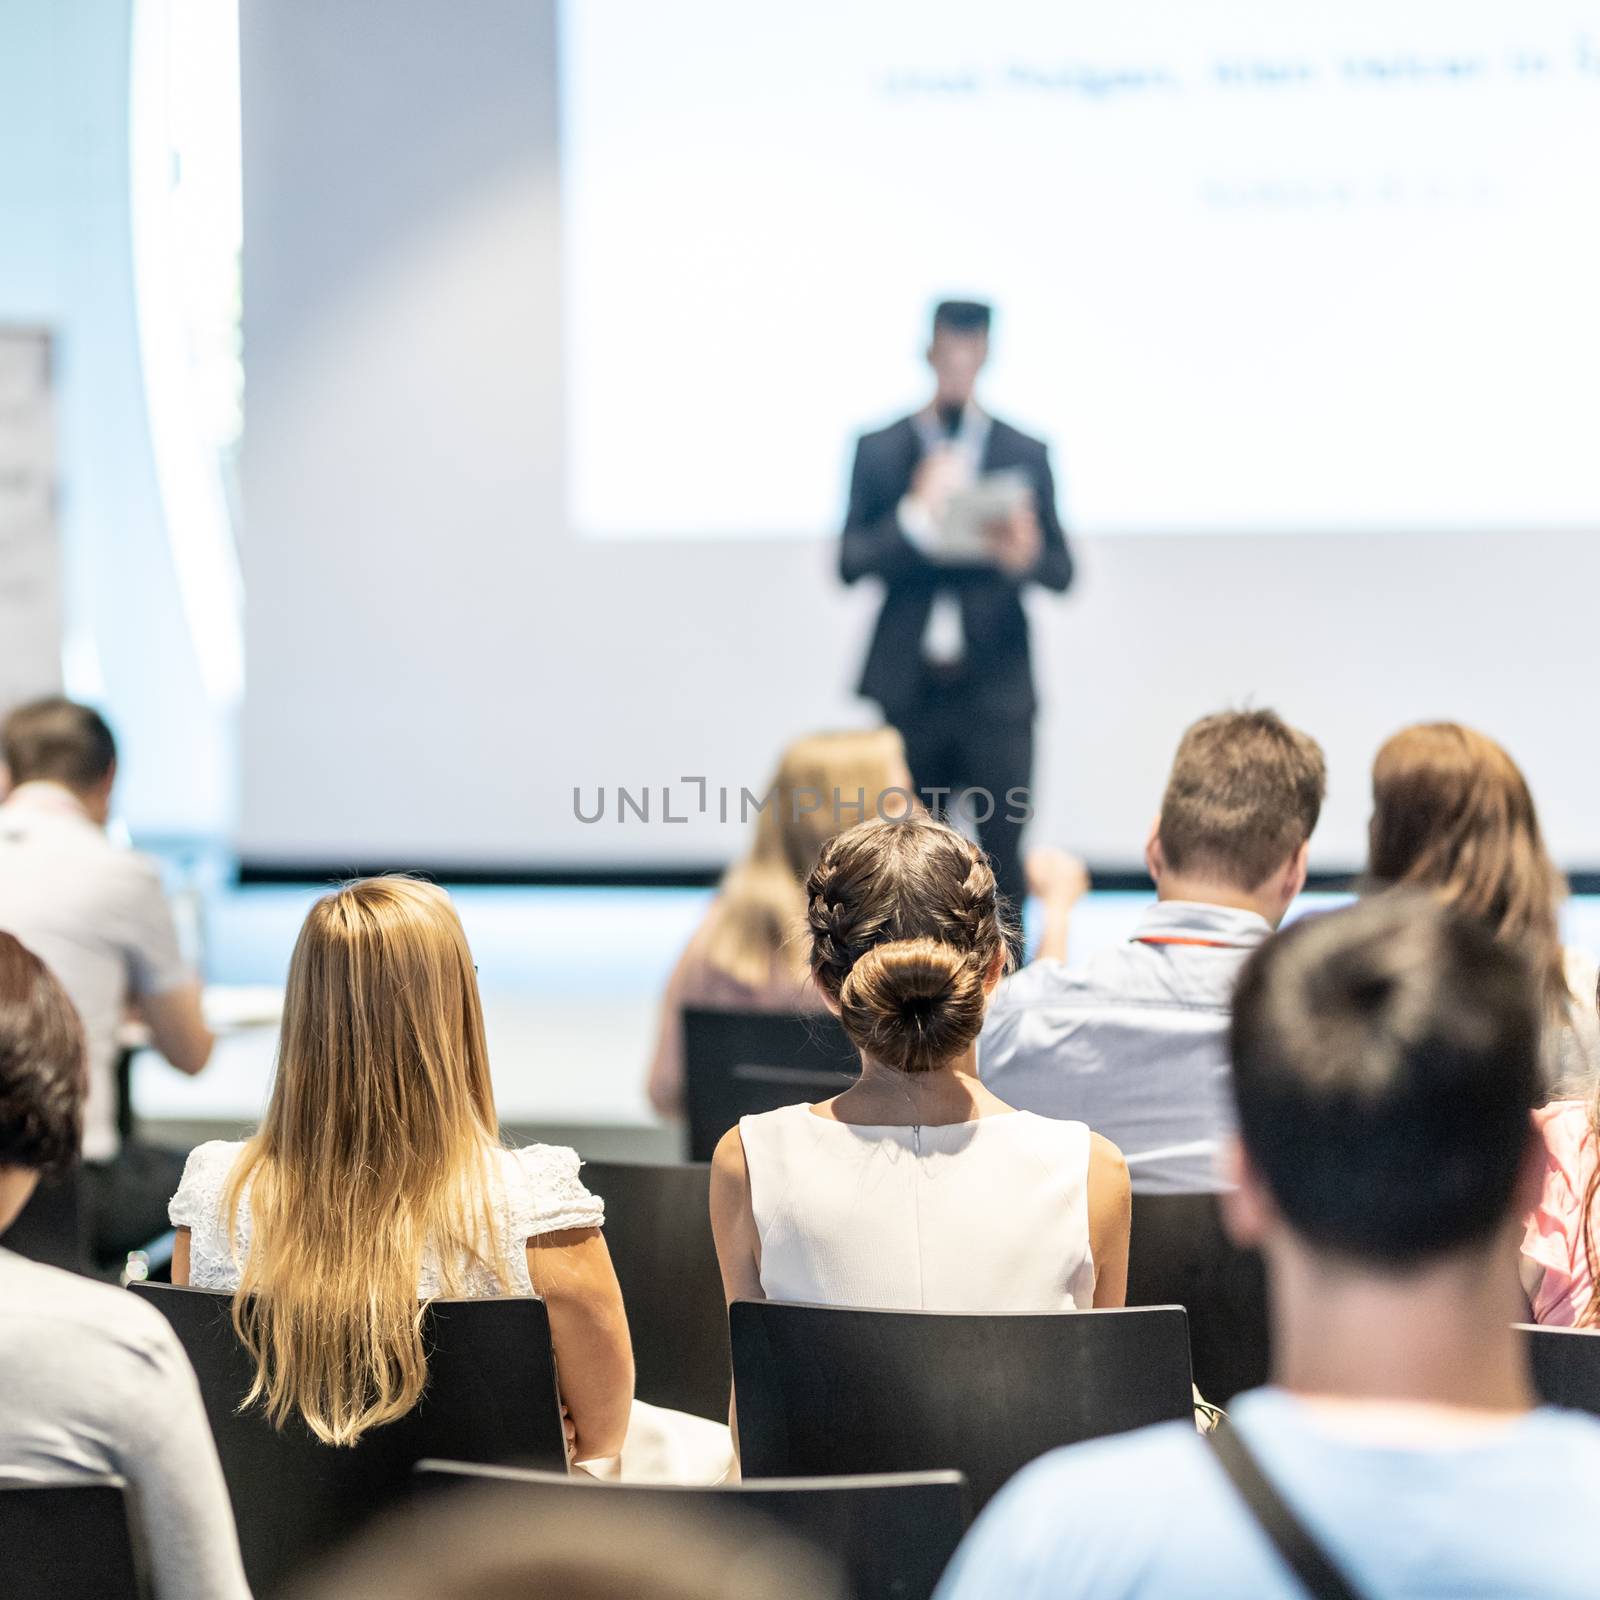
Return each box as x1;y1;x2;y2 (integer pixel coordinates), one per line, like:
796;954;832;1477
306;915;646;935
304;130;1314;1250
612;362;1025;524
710;814;1130;1315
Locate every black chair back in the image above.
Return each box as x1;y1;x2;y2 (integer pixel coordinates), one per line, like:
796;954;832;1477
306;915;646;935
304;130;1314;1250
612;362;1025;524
131;1284;566;1597
1125;1191;1269;1404
0;1478;147;1600
731;1300;1193;1511
414;1458;969;1600
682;1008;859;1161
1522;1323;1600;1416
3;1166;90;1275
581;1160;729;1419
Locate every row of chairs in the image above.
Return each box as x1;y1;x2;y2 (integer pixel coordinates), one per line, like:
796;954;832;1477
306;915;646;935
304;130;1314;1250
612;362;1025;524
124;1281;1195;1596
0;1462;971;1600
592;1156;1268;1419
10;1314;1600;1600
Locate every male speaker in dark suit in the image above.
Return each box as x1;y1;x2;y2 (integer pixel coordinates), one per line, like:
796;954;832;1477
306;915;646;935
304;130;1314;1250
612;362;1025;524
840;300;1073;917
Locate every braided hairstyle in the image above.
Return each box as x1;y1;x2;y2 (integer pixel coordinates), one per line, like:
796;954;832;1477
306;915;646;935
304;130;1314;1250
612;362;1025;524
805;815;1014;1074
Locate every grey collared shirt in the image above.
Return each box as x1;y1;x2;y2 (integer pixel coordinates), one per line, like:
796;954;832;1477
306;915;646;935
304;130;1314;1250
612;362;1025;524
978;901;1273;1194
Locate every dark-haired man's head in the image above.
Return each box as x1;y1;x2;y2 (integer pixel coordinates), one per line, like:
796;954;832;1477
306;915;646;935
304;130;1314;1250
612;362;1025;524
0;932;86;1234
1;697;118;825
1226;894;1541;1278
1147;709;1326;926
927;299;992;413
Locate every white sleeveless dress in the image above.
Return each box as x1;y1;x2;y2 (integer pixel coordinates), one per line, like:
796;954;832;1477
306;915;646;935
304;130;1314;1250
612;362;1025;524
740;1104;1097;1311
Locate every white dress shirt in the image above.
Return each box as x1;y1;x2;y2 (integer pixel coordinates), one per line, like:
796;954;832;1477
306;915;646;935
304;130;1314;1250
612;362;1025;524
898;402;993;665
0;783;192;1160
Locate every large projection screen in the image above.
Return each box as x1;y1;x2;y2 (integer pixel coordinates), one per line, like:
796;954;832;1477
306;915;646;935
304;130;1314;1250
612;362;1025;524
238;0;1600;874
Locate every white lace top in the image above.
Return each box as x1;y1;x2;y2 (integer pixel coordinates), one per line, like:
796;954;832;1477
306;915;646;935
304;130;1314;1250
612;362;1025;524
169;1139;606;1297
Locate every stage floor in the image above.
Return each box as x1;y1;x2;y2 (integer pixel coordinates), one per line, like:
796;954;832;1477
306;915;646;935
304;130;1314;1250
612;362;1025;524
132;884;1600;1154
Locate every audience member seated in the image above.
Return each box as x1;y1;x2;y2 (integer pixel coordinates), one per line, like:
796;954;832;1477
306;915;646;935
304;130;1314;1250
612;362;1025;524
1368;720;1600;1094
647;727;911;1117
291;1481;844;1600
978;709;1325;1194
1522;1028;1600;1326
0;698;215;1270
0;932;249;1600
711;815;1130;1315
169;877;635;1464
938;894;1600;1599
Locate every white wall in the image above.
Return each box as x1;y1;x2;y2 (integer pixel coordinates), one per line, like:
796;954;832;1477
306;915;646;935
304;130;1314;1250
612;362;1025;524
0;0;228;836
239;0;1600;872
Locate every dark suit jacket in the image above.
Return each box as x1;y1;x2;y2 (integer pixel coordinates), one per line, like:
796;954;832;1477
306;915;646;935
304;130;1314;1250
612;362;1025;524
840;414;1073;720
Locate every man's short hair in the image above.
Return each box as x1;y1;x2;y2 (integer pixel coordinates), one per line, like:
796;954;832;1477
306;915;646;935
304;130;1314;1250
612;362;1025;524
2;697;117;790
1157;709;1325;889
0;932;85;1173
932;300;991;337
1231;893;1541;1267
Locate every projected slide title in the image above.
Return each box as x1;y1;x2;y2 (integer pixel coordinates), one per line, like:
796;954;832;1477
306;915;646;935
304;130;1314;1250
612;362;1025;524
881;37;1600;99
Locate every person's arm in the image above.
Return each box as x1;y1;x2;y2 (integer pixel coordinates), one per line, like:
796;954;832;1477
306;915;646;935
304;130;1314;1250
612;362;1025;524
525;1226;634;1463
978;447;1072;590
1026;447;1073;593
1025;849;1090;965
709;1125;764;1460
840;435;945;586
119;861;216;1075
709;1126;764;1305
120;1316;252;1600
171;1226;191;1285
136;982;215;1076
1087;1133;1131;1309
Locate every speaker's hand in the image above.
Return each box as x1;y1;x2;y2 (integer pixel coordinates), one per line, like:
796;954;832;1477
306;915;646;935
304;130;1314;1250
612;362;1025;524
987;501;1043;575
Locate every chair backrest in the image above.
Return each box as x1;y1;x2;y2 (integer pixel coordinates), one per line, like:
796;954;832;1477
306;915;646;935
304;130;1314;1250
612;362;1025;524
682;1008;858;1161
580;1160;730;1420
0;1478;147;1600
414;1458;969;1600
2;1166;90;1275
731;1300;1193;1511
1521;1323;1600;1416
131;1284;567;1598
1125;1191;1269;1404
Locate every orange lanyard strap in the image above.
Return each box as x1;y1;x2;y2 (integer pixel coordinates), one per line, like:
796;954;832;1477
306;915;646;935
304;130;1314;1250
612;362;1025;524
1131;935;1249;950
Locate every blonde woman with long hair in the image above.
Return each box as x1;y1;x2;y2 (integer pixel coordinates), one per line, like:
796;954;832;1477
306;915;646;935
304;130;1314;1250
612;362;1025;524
1366;722;1599;1092
646;727;912;1116
168;878;633;1461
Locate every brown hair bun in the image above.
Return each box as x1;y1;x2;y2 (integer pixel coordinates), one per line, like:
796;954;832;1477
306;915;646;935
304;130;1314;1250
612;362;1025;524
838;936;987;1074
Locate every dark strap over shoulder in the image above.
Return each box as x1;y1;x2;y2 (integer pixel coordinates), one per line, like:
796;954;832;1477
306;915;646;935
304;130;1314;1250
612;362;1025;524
1206;1423;1368;1600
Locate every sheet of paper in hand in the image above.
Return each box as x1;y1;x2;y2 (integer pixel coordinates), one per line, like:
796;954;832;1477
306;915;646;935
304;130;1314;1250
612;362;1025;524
933;468;1031;562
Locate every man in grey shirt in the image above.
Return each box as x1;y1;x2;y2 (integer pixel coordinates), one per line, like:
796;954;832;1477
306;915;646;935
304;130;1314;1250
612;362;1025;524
0;929;248;1600
980;710;1326;1193
0;698;215;1267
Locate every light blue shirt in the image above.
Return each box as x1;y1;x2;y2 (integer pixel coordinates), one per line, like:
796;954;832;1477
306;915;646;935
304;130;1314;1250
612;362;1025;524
979;901;1271;1194
937;1388;1600;1599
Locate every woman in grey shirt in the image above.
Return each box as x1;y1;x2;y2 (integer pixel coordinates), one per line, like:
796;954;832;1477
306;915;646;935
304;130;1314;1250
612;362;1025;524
0;931;249;1600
